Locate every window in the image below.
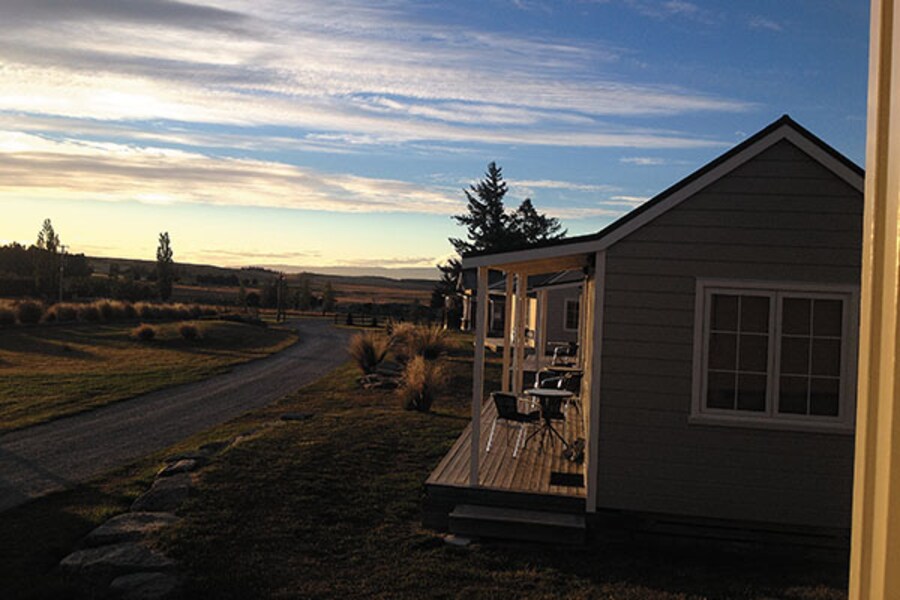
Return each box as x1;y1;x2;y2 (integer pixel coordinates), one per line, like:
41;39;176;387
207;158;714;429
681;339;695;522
564;298;580;331
692;281;857;432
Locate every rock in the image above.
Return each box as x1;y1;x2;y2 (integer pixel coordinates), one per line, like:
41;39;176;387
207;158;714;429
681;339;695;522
443;534;473;548
162;452;209;465
156;459;201;478
131;473;192;513
60;543;175;586
280;412;314;422
109;572;182;600
84;512;180;547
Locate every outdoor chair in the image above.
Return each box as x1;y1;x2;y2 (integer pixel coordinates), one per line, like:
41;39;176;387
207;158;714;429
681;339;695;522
485;391;540;458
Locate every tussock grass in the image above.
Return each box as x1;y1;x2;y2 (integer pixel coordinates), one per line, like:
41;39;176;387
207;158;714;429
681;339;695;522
15;300;43;324
397;355;447;411
348;331;390;374
131;323;157;341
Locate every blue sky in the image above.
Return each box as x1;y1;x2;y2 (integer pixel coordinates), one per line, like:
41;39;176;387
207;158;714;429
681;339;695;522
0;0;869;278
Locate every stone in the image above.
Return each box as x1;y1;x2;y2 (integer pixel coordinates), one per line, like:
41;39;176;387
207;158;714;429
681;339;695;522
109;572;182;600
60;543;175;586
156;459;201;478
280;412;314;422
162;451;209;465
84;512;180;547
443;534;473;548
131;473;192;513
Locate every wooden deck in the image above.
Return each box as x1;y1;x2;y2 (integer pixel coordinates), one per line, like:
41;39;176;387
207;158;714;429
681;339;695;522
426;399;586;498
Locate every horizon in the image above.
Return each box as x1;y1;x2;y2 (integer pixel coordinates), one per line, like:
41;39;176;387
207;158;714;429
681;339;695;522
1;1;868;272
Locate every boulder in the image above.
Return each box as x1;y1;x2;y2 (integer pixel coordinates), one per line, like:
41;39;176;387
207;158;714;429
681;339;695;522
109;572;182;600
60;543;175;586
84;512;180;547
131;473;193;513
156;459;201;478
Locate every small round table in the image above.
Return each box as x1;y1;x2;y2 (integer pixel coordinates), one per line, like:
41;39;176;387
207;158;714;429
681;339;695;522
523;388;573;450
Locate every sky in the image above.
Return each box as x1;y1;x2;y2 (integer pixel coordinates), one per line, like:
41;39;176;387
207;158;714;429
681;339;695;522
0;0;870;279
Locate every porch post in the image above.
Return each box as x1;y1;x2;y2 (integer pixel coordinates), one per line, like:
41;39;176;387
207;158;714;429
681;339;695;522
513;272;527;394
535;289;548;372
501;274;514;392
850;1;900;596
470;266;489;487
585;251;606;513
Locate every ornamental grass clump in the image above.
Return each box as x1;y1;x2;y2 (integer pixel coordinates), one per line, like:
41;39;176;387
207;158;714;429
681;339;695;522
397;355;447;412
131;323;156;341
42;303;78;323
179;322;201;340
76;303;101;323
0;306;15;327
390;323;451;362
348;331;390;374
15;300;43;325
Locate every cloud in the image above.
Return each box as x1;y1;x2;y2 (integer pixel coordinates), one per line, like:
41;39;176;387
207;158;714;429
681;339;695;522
620;156;669;165
608;195;650;204
0;131;463;215
623;0;716;23
748;16;784;32
0;0;750;151
512;179;620;192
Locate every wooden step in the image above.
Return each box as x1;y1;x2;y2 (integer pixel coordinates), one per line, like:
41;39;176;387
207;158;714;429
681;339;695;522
449;504;586;545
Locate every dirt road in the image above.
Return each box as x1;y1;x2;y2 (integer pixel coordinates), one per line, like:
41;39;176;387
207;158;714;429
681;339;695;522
0;318;351;512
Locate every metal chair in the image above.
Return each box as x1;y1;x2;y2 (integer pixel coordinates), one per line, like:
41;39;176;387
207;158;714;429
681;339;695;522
485;392;540;458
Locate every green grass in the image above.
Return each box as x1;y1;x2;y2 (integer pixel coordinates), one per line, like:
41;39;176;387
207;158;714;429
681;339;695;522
0;320;297;431
0;335;848;599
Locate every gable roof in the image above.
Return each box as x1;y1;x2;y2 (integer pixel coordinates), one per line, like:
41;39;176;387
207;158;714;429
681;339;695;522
462;115;865;270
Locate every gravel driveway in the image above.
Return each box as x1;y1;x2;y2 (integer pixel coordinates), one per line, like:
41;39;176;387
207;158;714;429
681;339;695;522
0;318;351;512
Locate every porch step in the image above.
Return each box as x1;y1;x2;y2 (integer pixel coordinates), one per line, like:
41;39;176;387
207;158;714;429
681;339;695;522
448;504;586;545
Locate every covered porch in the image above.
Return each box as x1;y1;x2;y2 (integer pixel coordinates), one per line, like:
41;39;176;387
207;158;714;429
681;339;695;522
426;248;606;534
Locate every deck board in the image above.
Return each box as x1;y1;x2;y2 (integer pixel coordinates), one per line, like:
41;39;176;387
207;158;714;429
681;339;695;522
426;399;586;498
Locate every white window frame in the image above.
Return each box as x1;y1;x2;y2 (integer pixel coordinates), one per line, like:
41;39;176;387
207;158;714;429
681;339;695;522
563;298;580;332
690;279;859;434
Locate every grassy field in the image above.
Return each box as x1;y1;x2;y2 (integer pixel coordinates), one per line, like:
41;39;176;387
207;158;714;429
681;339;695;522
0;335;848;599
0;320;296;431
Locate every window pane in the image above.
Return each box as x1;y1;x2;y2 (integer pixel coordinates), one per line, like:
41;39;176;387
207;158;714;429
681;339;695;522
813;299;843;337
780;337;810;375
740;296;770;333
709;333;737;370
739;334;768;372
779;375;808;414
736;373;767;411
810;378;840;417
707;371;736;409
711;294;738;331
811;338;842;377
782;298;811;335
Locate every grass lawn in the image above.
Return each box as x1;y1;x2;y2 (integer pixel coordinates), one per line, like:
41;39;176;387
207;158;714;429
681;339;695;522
0;320;296;431
0;336;848;599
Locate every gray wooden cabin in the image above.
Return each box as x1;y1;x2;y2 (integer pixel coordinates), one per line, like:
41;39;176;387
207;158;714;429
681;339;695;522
425;115;863;545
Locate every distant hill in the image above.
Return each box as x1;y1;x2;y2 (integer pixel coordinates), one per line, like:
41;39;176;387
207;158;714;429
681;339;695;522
86;256;435;306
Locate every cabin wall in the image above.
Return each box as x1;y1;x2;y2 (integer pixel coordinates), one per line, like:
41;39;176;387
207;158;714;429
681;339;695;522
596;140;862;529
543;288;581;351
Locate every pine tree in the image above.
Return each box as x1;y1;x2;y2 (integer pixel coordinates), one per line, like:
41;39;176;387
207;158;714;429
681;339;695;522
449;162;512;255
156;232;174;301
33;218;61;297
509;198;566;246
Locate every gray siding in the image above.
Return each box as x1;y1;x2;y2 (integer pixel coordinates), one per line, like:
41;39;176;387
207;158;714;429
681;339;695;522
597;140;861;529
544;287;580;349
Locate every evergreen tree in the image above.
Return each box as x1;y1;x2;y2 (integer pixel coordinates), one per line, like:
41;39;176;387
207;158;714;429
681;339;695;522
33;218;61;297
509;197;566;246
450;162;512;255
36;218;60;253
156;232;174;301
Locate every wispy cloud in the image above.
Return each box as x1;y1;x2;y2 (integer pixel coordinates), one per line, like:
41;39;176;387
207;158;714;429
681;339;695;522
619;156;677;165
0;0;749;152
623;0;717;24
748;16;784;32
0;131;462;214
513;179;620;192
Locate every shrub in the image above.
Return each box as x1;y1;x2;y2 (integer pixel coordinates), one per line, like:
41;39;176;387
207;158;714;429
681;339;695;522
122;301;137;320
77;304;101;322
202;306;218;316
42;303;78;323
397;355;447;412
349;331;390;375
0;307;15;327
136;302;158;320
131;323;156;341
179;322;201;340
95;300;115;321
189;304;203;319
15;300;43;325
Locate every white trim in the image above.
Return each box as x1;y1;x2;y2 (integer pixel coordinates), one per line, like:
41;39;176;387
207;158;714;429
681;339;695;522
586;251;606;513
462;122;864;271
470;266;488;487
563;298;580;332
691;278;859;433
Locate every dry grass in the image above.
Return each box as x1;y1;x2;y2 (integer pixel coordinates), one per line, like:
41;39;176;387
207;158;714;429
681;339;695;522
397;354;448;411
131;323;157;341
348;331;390;374
0;320;296;431
390;323;452;363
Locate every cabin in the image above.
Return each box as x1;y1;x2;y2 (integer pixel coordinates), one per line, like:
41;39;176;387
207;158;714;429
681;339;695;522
425;115;863;547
